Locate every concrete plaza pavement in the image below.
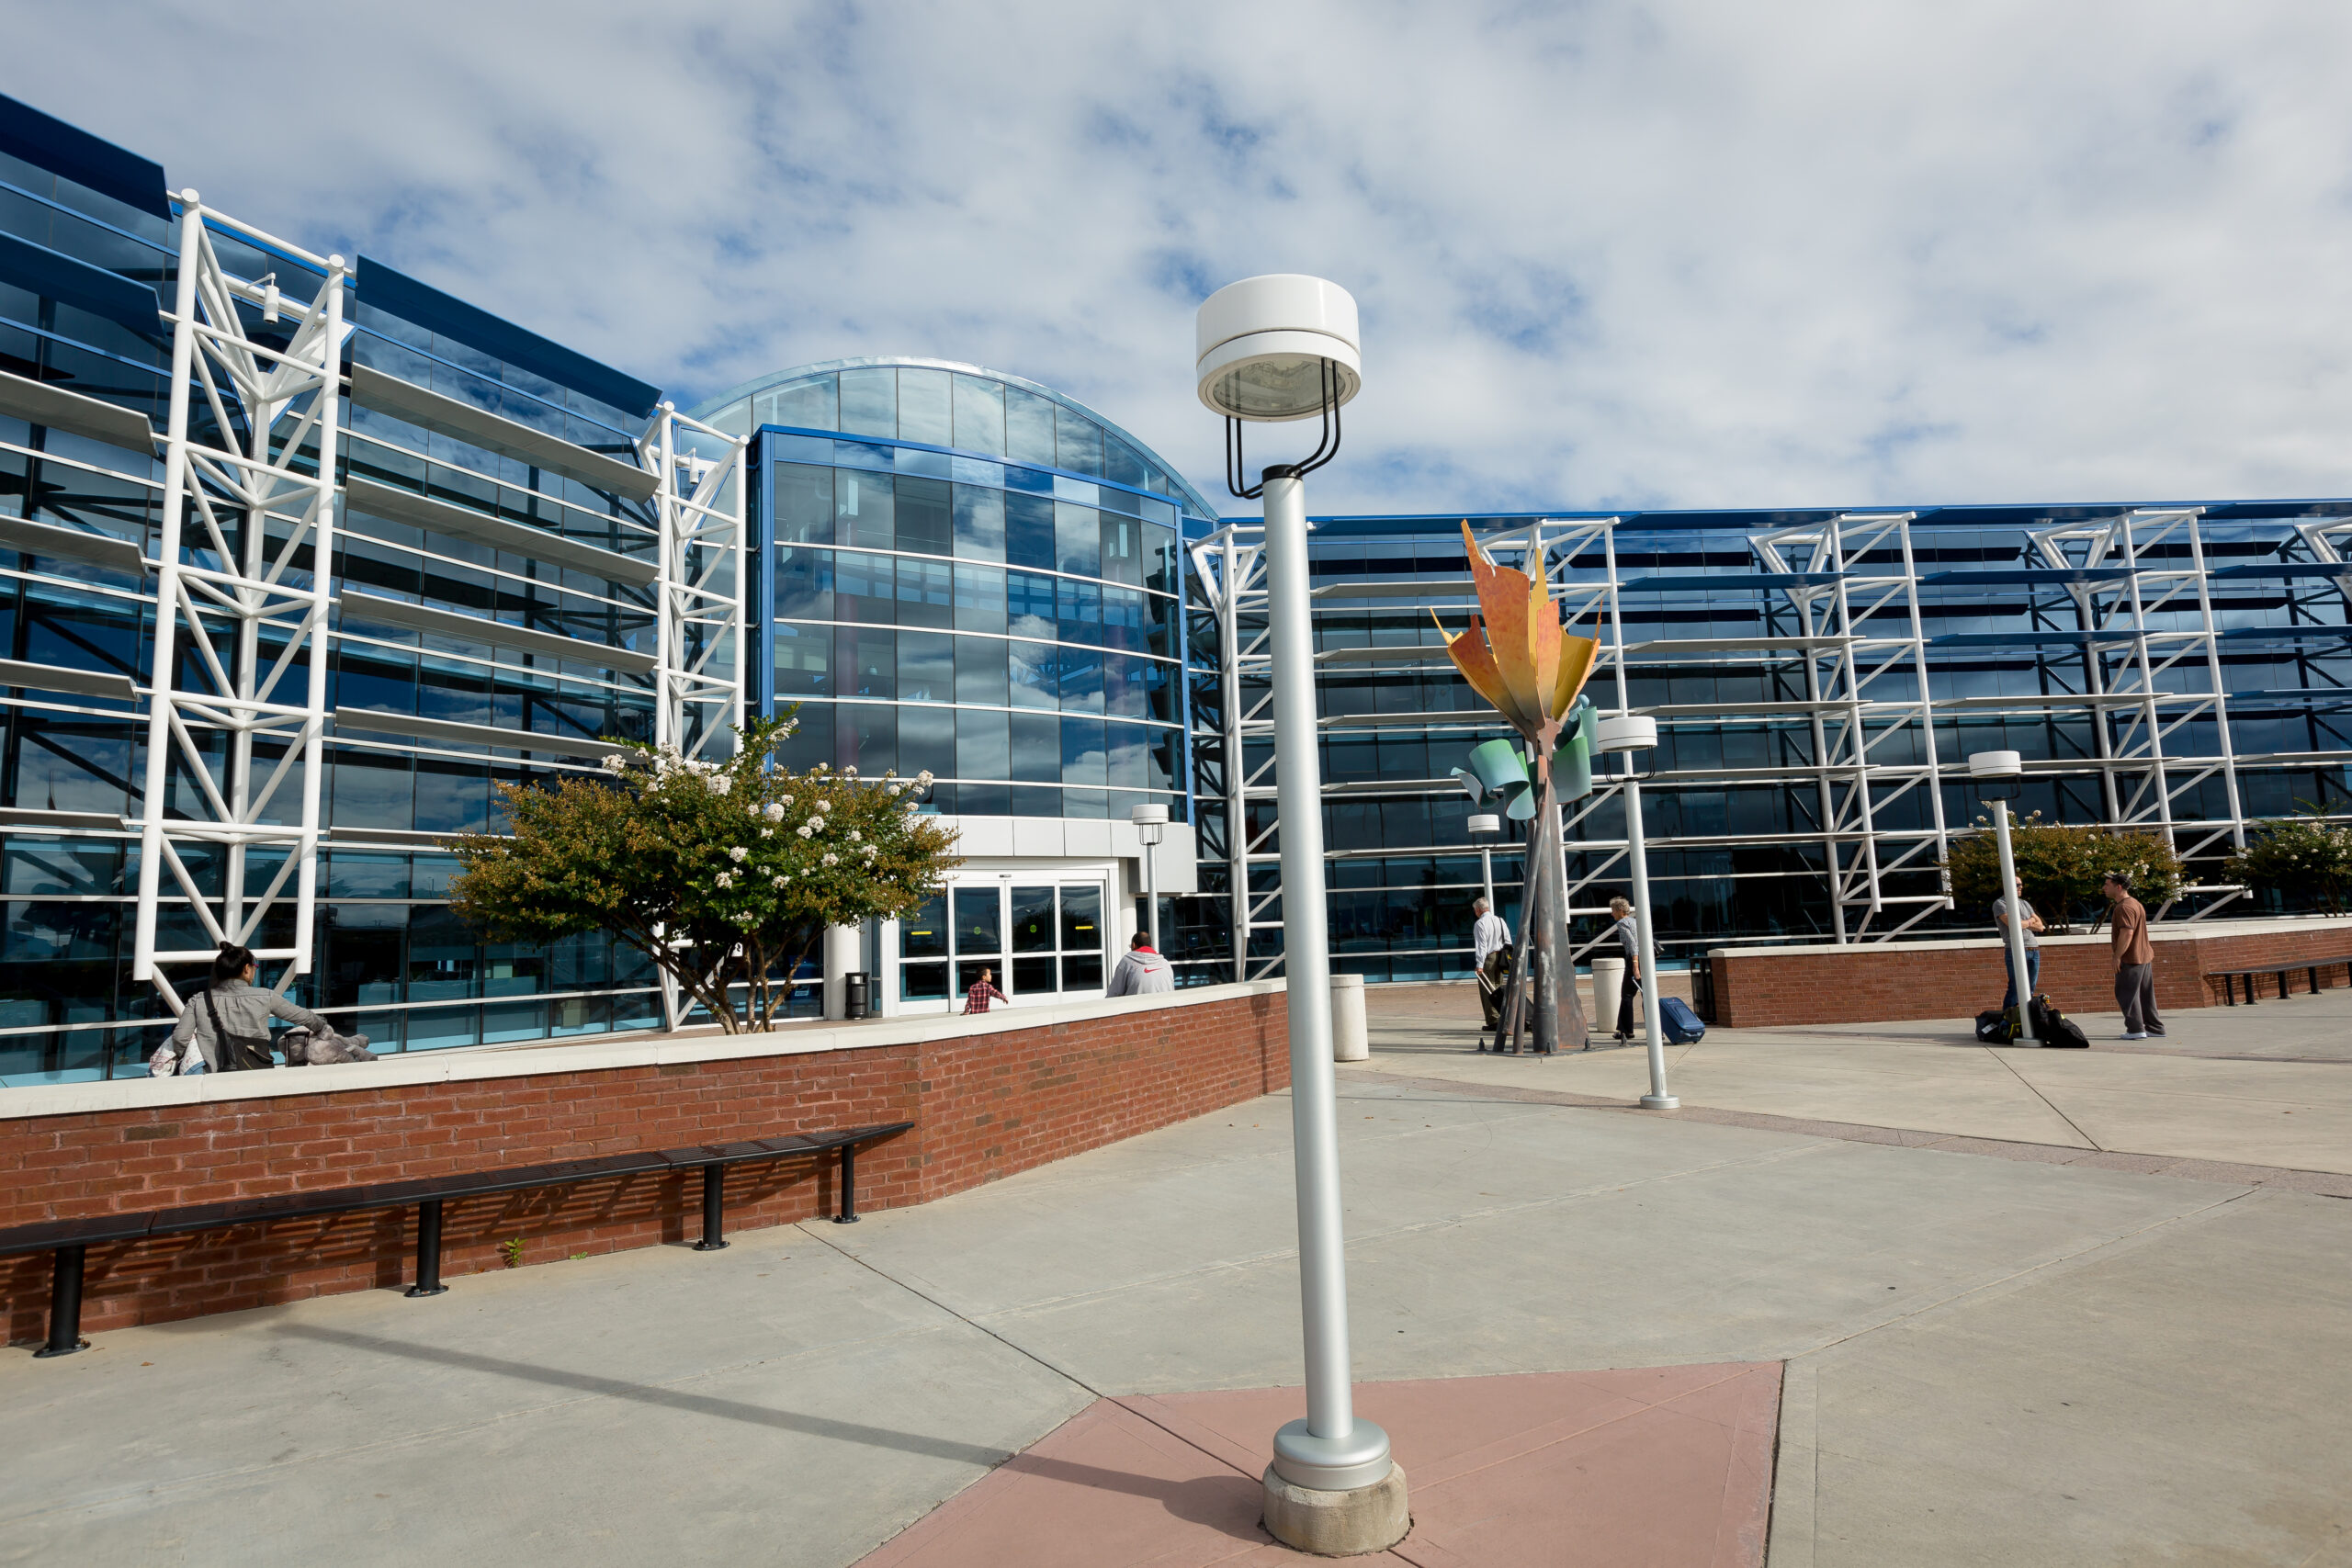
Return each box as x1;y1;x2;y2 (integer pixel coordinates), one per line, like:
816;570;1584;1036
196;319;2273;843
3;996;2348;1564
1372;981;2352;1175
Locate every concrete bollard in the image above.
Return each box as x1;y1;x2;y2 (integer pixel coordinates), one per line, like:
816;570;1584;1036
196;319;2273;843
1330;972;1369;1061
1590;956;1627;1034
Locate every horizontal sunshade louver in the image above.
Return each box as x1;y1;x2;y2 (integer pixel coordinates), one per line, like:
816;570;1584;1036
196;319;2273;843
349;364;658;502
344;477;659;587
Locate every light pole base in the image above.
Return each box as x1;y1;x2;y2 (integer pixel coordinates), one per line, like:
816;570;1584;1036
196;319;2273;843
1262;1461;1409;1556
1640;1095;1680;1111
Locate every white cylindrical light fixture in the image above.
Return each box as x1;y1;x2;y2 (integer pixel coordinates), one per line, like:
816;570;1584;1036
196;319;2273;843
1466;812;1501;836
1196;275;1363;421
1596;715;1658;751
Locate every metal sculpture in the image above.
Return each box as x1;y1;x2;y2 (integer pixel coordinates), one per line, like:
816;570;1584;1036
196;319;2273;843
1436;523;1601;1052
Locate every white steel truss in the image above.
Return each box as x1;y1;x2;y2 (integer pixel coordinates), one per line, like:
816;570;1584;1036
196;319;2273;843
643;403;749;764
132;194;345;1010
2027;507;2246;909
1749;513;1951;941
1188;525;1273;979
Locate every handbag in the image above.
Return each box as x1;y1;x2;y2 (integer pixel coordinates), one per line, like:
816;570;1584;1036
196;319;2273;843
201;987;278;1072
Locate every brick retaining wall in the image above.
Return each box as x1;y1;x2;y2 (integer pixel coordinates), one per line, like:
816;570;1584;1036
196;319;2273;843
1;984;1287;1342
1709;918;2352;1028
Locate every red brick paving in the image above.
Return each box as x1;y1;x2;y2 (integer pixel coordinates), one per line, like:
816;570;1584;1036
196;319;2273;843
857;1364;1781;1567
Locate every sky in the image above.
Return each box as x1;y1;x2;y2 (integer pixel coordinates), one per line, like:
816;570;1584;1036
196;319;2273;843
8;1;2352;516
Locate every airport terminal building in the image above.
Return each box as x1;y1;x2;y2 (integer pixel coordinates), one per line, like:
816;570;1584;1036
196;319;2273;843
4;94;2348;1081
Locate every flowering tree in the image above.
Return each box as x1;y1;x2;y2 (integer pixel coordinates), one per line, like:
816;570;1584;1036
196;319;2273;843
1941;815;2185;931
2225;810;2352;913
447;715;960;1032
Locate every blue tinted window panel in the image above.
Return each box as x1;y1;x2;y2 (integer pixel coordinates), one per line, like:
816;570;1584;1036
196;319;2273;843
1006;492;1056;572
1057;578;1102;646
1010;712;1060;783
1055;503;1101;578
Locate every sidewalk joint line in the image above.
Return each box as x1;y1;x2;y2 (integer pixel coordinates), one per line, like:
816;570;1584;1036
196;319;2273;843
798;1221;1108;1403
1980;1042;2107;1151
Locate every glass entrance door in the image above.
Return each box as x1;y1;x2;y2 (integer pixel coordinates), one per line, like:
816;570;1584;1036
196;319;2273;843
903;877;1109;1010
1010;883;1105;998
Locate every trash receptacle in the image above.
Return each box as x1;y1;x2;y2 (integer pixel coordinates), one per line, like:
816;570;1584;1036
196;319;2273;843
1330;973;1369;1061
1589;956;1627;1034
843;972;871;1020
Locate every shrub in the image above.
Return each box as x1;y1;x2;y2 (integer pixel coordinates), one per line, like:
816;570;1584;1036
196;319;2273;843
2224;811;2352;913
1941;814;2186;931
447;713;961;1032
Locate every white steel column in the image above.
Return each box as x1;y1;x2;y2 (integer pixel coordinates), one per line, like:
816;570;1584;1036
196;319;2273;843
133;192;345;1010
643;403;749;764
1261;468;1388;1492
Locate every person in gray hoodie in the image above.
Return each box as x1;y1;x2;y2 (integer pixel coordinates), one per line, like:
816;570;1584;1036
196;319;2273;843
1106;932;1175;997
155;943;334;1074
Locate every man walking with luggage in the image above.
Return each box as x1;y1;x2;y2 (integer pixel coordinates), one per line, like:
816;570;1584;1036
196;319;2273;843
2103;871;2165;1039
1609;896;1642;1043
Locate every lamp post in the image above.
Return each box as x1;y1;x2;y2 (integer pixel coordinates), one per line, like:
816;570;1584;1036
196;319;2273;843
1468;811;1500;912
1969;750;2032;1033
1199;275;1407;1552
1598;715;1678;1110
1131;802;1168;951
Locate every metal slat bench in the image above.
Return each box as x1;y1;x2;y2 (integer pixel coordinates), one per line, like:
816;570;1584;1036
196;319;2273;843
2;1121;911;1359
2205;957;2352;1006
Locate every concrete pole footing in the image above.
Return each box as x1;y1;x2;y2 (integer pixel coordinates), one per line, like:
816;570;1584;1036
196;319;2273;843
1261;1462;1410;1556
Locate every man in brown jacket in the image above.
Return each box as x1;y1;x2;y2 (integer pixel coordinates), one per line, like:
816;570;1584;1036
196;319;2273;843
2102;872;2165;1039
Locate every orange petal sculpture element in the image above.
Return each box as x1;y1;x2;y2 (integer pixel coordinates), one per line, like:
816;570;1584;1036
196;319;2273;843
1436;522;1598;751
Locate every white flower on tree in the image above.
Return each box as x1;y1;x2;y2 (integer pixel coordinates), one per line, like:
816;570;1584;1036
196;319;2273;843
821;852;839;866
808;816;826;832
729;846;749;863
771;874;787;888
715;871;734;888
760;828;774;839
601;754;628;775
763;802;786;822
705;773;729;795
845;829;862;843
915;770;934;787
842;766;858;779
797;825;814;839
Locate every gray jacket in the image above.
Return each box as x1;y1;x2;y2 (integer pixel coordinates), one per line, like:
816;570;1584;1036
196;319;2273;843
1106;948;1175;997
165;978;331;1070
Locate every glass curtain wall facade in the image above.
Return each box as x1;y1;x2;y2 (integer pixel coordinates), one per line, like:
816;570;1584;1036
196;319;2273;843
688;361;1214;1009
1184;506;2352;986
0;93;718;1083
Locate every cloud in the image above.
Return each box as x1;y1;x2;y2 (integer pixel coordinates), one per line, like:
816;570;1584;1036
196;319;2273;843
10;0;2352;514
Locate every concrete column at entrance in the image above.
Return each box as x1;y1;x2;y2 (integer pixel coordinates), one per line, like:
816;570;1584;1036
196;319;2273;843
822;923;860;1021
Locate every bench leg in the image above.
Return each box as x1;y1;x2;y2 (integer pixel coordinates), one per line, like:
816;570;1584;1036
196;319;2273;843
834;1144;861;1224
406;1200;448;1298
694;1165;729;1251
33;1245;87;1358
2311;965;2322;997
2244;974;2256;1006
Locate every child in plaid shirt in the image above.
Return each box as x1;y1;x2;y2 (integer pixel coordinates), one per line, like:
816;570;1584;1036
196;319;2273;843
963;968;1007;1014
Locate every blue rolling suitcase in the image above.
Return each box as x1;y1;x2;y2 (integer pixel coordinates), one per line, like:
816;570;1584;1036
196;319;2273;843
1659;995;1706;1044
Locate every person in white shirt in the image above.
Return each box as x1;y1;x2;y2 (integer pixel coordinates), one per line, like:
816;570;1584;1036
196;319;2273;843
1609;896;1642;1042
1472;897;1511;1032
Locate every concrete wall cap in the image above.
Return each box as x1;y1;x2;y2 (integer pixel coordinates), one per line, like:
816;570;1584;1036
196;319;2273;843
1705;914;2352;962
0;980;1286;1122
